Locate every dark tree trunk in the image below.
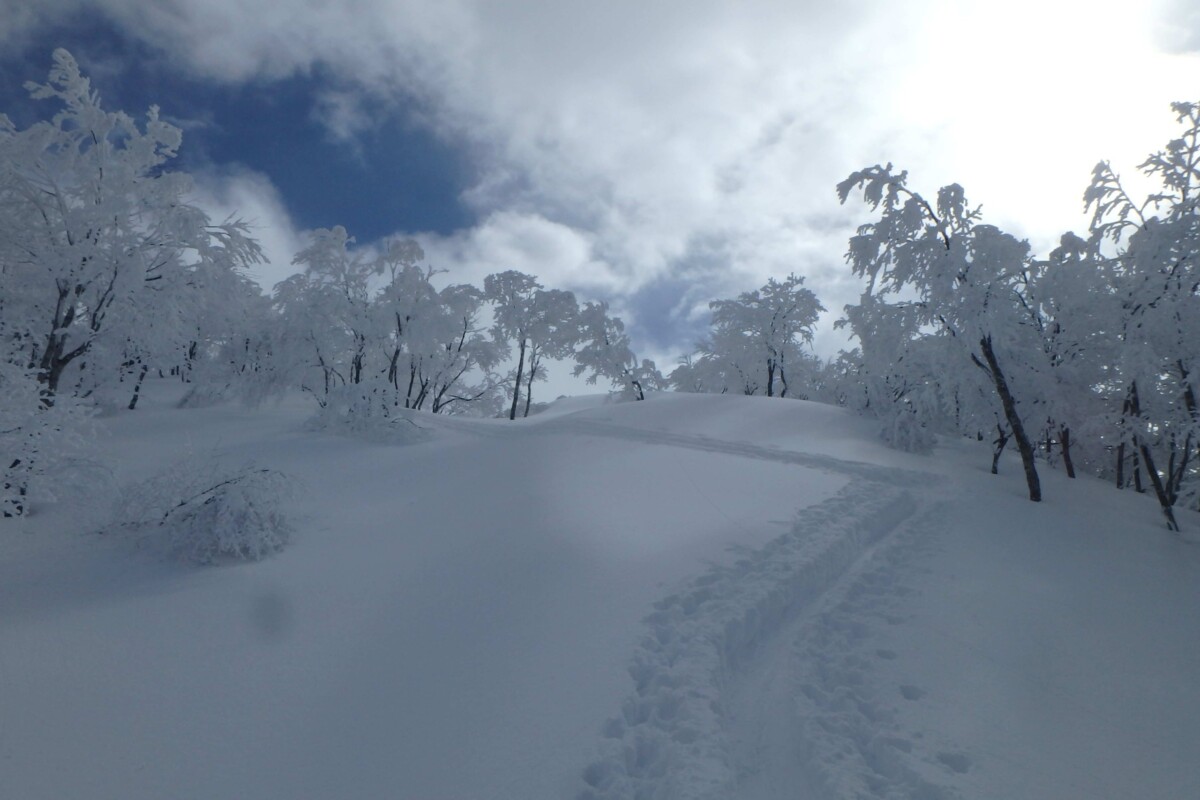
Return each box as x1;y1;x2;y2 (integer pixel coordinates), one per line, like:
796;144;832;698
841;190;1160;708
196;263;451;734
523;351;540;418
1170;434;1193;501
406;362;418;408
1127;382;1146;493
184;340;198;382
1060;427;1076;479
980;335;1041;502
1139;442;1181;532
3;459;25;518
991;424;1009;475
127;362;149;410
766;360;776;398
37;290;85;402
412;378;430;411
509;337;526;421
1116;441;1126;489
387;349;401;391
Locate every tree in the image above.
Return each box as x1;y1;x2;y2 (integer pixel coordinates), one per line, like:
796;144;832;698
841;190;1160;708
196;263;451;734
423;283;504;414
0;357;94;517
573;301;664;400
484;271;580;419
270;231;503;421
0;49;261;402
1080;102;1200;530
709;274;824;397
835;294;951;454
291;226;380;387
375;249;502;414
671;275;824;398
838;165;1044;501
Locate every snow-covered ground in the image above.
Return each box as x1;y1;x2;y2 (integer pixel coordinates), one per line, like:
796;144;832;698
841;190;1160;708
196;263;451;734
2;385;1198;799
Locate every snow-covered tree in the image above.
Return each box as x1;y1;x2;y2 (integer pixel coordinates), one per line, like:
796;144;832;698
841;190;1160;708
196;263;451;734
0;49;262;401
1079;101;1200;529
374;240;502;414
114;455;294;564
671;275;824;398
485;271;580;419
835;295;949;454
291;226;381;387
572;301;664;400
0;359;94;516
422;283;504;414
838;166;1045;501
0;50;266;515
709;274;824;398
670;325;763;396
269;230;504;423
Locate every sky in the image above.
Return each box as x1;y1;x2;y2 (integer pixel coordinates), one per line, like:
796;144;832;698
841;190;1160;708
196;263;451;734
2;0;1198;369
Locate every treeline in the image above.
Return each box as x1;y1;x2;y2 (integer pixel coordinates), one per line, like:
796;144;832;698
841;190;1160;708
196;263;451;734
0;52;669;515
828;102;1200;530
2;50;1197;531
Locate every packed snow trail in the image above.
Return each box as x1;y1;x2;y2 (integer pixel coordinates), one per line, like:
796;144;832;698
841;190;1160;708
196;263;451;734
576;480;921;799
538;402;1200;799
723;443;1200;800
727;499;960;800
429;399;960;798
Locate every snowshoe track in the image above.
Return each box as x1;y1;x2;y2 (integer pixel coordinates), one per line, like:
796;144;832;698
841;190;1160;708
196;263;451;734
728;499;962;800
577;480;920;800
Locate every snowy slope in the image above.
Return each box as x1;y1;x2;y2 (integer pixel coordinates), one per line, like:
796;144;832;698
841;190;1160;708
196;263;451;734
2;385;1198;799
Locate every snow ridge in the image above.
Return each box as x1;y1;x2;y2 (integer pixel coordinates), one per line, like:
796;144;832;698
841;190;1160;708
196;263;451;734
545;418;928;487
577;480;917;800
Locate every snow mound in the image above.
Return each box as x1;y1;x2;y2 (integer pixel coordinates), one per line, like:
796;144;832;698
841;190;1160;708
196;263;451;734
114;457;296;564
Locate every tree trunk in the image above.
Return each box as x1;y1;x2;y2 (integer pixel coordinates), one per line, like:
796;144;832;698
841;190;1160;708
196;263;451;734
387;349;401;392
523;351;540;418
1170;433;1193;502
509;337;526;421
991;424;1009;475
980;335;1041;502
1060;427;1076;479
1116;441;1126;489
127;362;150;410
1127;382;1146;493
2;459;25;518
1138;441;1180;532
766;360;776;397
406;362;418;408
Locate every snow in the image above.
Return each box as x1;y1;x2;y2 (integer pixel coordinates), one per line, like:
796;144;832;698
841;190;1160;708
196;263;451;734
3;385;1199;799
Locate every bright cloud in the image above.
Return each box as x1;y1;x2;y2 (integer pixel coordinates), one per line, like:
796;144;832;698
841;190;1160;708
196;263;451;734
189;168;307;291
19;0;1199;358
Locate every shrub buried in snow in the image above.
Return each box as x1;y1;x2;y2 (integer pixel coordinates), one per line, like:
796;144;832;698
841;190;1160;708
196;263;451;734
113;457;295;564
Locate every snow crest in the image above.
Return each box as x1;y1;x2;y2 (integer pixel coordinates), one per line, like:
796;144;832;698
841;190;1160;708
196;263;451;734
578;480;917;799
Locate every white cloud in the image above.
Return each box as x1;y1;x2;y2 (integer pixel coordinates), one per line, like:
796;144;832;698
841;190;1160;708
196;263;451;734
415;211;617;296
189;168;306;292
14;0;1200;359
